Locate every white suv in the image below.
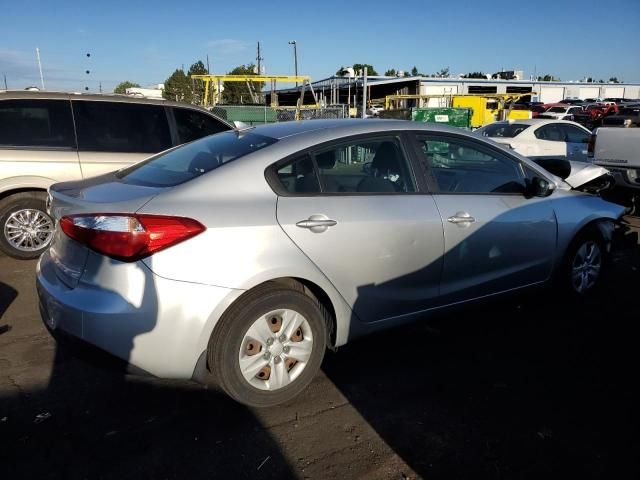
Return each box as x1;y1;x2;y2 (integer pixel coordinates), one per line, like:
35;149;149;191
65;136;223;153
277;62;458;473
0;91;231;259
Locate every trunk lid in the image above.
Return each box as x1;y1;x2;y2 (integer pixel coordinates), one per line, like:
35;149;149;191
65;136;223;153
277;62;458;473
48;173;166;288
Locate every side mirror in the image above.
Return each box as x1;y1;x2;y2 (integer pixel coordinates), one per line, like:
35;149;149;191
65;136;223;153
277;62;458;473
527;176;554;198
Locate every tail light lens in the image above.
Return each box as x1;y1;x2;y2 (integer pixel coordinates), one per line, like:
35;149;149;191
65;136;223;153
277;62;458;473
60;214;205;262
587;133;596;158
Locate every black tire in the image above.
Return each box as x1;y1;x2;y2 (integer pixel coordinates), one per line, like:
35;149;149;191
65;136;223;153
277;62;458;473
0;192;53;260
558;228;607;297
208;281;328;407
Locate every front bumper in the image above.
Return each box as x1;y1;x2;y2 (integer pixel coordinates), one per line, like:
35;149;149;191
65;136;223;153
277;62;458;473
36;250;241;379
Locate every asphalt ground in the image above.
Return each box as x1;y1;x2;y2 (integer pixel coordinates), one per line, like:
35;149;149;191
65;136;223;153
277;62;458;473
1;233;639;479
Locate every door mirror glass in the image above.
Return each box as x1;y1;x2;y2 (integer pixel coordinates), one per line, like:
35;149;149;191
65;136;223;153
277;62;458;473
527;176;554;197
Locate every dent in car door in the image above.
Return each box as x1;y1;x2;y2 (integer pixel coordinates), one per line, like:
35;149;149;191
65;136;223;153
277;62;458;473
73;101;172;178
274;137;444;323
414;134;557;304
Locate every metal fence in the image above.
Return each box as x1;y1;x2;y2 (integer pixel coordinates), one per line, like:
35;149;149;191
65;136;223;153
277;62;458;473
210;105;348;125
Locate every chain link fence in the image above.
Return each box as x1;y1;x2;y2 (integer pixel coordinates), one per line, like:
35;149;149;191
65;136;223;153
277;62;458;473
209;105;348;125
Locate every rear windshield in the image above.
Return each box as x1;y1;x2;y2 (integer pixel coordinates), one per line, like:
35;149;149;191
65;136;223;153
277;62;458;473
117;130;276;187
479;123;530;138
548;107;566;113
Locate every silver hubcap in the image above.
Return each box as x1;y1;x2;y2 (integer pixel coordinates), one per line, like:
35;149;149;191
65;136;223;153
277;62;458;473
4;208;54;252
571;241;602;293
239;309;313;391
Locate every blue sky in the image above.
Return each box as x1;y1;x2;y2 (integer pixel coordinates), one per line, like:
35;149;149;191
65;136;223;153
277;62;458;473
1;0;638;92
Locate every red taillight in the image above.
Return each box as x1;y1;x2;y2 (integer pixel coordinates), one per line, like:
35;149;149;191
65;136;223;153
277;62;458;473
60;214;205;262
587;133;596;158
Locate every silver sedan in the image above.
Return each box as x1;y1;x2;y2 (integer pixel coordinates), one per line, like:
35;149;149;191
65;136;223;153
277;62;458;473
36;119;624;406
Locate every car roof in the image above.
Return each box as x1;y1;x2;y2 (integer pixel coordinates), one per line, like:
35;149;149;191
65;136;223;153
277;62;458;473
483;119;588;128
247;118;472;141
0;90;207;111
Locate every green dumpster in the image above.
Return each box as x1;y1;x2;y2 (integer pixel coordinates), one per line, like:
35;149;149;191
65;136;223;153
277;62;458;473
411;107;472;129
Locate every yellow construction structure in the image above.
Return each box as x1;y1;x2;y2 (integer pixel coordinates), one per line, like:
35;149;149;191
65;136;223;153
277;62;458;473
191;74;318;108
385;93;536;128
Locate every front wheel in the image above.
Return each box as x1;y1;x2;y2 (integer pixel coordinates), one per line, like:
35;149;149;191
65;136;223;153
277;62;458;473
560;231;606;296
209;282;328;407
0;192;54;259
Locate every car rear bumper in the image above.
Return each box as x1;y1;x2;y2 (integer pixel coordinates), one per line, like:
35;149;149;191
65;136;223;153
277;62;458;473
36;250;240;379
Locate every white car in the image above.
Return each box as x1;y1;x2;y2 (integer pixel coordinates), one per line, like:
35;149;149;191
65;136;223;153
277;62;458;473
476;119;592;162
543;105;584;120
367;104;385;116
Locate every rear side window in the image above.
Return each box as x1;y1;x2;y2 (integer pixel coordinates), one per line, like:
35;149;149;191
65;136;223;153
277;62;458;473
479;123;530;138
0;99;75;148
117;131;276;187
73;101;171;153
173;108;228;144
276;156;320;194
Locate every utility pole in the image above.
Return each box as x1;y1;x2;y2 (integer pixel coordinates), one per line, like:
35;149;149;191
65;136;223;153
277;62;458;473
361;68;368;118
206;54;210;73
99;81;102;93
288;40;298;87
256;42;263;75
3;74;7;90
36;48;45;90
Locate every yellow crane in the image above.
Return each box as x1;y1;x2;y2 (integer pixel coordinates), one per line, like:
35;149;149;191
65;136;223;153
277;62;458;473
190;74;318;108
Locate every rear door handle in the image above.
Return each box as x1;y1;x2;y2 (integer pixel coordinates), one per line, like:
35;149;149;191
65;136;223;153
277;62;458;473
447;212;475;225
296;215;337;233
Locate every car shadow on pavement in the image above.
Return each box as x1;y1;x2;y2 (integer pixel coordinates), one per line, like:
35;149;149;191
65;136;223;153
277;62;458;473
0;281;17;334
1;256;295;480
322;254;640;479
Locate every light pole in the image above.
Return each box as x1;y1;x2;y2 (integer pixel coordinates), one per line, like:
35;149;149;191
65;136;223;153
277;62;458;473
288;40;298;87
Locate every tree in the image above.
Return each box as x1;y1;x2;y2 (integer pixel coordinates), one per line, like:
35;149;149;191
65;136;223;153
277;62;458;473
410;66;419;77
462;72;487;79
586;77;593;83
352;64;378;76
609;77;620;83
223;64;263;104
384;68;396;76
537;74;557;81
188;60;209;104
113;81;140;94
163;69;193;103
435;67;450;78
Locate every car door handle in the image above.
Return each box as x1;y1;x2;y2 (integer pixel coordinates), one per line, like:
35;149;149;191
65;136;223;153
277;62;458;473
296;215;337;233
447;213;475;225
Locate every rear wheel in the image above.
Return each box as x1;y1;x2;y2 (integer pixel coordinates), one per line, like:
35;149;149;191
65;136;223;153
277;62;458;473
209;281;328;407
0;192;53;259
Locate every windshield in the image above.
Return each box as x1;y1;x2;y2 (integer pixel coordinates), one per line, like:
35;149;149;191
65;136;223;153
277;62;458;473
479;123;530;138
117;131;276;187
548;107;567;113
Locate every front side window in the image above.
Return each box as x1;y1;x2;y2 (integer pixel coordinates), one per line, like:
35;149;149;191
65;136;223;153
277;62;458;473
118;131;276;187
479;123;530;138
173;108;228;144
0;99;74;148
534;124;565;142
417;135;525;194
73;101;171;153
